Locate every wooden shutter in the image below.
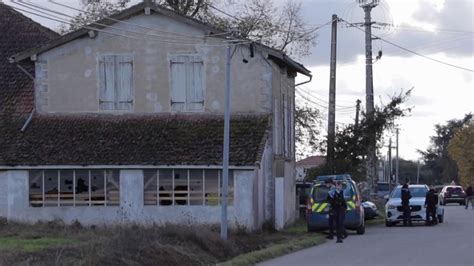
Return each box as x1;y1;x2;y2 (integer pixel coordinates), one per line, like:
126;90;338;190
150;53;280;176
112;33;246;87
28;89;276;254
116;55;133;110
187;55;204;111
170;55;187;111
99;55;115;110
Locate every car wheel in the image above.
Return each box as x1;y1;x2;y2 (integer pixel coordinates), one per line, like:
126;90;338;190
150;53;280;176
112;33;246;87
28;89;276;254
438;215;444;223
460;202;465;206
356;224;365;234
385;220;395;227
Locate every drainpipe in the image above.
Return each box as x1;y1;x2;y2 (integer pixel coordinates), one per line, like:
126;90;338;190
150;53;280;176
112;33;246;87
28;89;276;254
10;58;36;132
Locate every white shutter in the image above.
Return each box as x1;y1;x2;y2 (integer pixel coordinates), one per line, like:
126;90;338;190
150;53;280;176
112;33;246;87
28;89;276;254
187;56;204;111
99;55;115;110
170;55;186;111
116;55;133;110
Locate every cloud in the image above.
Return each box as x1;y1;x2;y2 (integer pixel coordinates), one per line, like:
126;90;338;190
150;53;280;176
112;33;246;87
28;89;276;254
299;0;473;67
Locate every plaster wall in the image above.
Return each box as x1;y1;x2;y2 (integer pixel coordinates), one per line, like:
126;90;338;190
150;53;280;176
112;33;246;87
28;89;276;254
4;169;257;230
35;13;272;115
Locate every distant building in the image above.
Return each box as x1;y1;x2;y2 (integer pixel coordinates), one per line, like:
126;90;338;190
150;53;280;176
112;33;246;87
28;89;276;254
296;156;326;181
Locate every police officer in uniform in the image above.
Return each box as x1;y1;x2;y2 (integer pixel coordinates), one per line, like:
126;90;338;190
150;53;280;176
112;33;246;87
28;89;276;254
401;181;412;226
328;181;347;243
325;179;336;239
425;188;438;225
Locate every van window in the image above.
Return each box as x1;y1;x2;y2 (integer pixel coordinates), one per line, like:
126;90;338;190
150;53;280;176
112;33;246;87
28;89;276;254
311;182;355;202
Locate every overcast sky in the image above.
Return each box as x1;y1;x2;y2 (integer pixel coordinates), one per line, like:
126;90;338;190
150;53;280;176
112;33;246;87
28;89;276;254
6;0;473;161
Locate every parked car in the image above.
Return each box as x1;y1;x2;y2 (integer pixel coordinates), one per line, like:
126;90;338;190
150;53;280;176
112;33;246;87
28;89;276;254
307;174;365;234
385;184;444;227
376;182;391;198
439;185;466;205
362;201;378;220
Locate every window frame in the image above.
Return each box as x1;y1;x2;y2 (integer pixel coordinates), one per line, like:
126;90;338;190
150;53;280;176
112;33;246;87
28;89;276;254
28;169;120;208
143;169;233;207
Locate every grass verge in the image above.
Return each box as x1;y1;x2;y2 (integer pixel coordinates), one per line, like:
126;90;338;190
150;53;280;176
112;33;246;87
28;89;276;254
0;237;76;252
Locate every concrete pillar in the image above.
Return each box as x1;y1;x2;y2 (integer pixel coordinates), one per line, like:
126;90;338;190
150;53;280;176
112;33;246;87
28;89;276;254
274;177;284;230
0;171;8;218
7;171;29;221
234;170;255;230
120;170;144;222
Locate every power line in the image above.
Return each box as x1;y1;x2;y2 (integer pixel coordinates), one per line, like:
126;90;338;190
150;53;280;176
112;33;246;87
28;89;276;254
341;18;474;72
9;5;249;47
207;3;336;36
47;0;231;39
15;1;224;43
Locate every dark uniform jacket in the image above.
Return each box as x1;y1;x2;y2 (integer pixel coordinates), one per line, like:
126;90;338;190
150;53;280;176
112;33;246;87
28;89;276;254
401;186;412;206
425;189;438;208
328;190;347;210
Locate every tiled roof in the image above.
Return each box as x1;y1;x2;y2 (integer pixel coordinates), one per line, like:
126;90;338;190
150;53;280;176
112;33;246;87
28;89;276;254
0;3;58;116
0;114;270;167
296;155;326;167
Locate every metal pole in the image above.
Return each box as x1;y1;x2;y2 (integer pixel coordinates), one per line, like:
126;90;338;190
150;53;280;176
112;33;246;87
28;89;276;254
221;44;231;240
327;14;338;173
396;128;399;184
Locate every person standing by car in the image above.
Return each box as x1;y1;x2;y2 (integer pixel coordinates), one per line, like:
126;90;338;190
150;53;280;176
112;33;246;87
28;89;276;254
401;181;412;226
324;179;336;239
424;188;438;225
328;181;347;243
465;185;473;210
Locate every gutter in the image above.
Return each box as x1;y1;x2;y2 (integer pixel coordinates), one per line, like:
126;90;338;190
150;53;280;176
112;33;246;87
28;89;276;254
0;165;259;170
10;59;36;131
295;75;312;87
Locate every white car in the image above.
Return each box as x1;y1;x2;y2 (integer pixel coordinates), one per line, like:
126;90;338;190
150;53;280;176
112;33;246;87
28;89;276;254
385;184;442;227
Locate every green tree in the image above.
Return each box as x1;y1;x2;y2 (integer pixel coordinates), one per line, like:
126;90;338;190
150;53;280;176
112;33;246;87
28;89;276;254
306;89;412;182
419;114;472;185
448;122;474;187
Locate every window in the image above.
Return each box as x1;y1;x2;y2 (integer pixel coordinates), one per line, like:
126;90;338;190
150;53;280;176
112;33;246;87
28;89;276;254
98;54;133;110
170;54;204;112
143;169;234;206
28;170;120;207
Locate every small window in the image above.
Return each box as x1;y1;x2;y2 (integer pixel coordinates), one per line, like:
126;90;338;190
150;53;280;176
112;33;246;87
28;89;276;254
170;54;204;112
98;54;133;110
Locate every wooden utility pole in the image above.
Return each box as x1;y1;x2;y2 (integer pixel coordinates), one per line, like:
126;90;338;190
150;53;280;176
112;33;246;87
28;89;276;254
395;128;400;184
355;99;361;130
327;14;338;173
388;137;392;192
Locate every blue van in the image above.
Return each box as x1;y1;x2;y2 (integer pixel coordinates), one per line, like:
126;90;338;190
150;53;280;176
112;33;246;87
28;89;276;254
306;174;365;234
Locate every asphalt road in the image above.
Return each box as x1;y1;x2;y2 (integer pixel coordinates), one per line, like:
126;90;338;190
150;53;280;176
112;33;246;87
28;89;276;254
260;205;474;266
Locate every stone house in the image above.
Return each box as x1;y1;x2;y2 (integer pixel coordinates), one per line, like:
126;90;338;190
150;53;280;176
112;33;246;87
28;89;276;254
0;2;311;230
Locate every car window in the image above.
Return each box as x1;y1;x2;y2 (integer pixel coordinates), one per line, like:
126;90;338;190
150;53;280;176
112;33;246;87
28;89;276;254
391;187;428;198
312;185;329;202
377;183;389;191
311;182;355;202
447;187;463;193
